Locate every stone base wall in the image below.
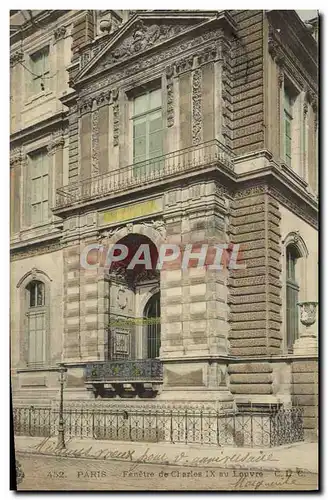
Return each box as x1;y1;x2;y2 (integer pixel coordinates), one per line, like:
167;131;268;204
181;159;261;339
291;358;318;441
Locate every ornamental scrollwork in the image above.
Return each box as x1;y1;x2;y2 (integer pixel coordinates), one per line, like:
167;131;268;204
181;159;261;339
166;65;174;128
112;88;120;146
91;110;99;174
10;51;24;68
53;26;66;43
101;21;187;69
192;68;202;146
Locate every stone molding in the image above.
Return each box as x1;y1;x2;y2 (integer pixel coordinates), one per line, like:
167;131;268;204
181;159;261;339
268;25;317;94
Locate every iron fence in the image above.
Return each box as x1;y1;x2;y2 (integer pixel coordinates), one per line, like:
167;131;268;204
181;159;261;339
55;140;234;209
13;405;303;448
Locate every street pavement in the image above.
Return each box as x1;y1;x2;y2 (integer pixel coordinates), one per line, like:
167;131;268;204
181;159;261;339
15;449;318;491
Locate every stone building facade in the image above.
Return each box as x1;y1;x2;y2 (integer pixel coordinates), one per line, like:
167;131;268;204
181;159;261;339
10;10;318;439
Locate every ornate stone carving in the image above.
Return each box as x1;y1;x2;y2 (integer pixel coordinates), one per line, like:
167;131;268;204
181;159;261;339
303;101;308;116
141;220;166;239
95;89;111;108
54;26;66;43
91;110;99;174
112;89;119;147
175;56;193;75
10;148;24;166
47;135;65;155
166;65;174;128
117;288;128;309
298;301;317;327
197;45;219;65
78;97;93;115
10;51;24;68
79;27;223;97
100;20;188;70
278;69;284;88
192;69;202;146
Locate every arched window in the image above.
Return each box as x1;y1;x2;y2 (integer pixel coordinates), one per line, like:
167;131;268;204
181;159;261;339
144;292;161;359
26;280;46;365
286;245;300;352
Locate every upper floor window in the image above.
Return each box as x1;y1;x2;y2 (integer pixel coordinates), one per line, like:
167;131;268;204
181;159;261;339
284;86;293;168
286;244;300;352
132;88;163;166
26;280;46;366
28;149;49;225
29;46;49;94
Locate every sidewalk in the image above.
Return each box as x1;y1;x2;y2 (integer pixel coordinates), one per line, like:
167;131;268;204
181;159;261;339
14;435;318;474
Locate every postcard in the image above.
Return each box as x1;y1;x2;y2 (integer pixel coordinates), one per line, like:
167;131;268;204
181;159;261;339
10;8;319;492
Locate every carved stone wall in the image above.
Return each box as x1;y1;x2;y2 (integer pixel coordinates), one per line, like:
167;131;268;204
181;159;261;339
230;10;265;154
229;184;282;356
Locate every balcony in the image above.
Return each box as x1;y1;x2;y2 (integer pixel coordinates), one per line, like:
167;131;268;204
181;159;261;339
84;359;163;398
55;140;234;212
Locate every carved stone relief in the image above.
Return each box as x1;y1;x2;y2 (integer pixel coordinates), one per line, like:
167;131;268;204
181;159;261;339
166;65;174;127
192;68;202;145
91;109;99;174
112;88;119;147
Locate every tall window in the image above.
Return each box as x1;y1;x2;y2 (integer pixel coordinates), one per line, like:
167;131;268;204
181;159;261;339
144;292;161;359
132;88;163;175
26;280;46;365
284;87;293;167
29;150;49;225
30;46;49;94
286;245;299;351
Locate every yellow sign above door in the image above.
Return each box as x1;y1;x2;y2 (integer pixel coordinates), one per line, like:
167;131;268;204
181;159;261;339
100;198;163;226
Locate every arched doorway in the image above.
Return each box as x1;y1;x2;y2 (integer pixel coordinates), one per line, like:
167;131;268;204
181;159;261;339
144;292;161;359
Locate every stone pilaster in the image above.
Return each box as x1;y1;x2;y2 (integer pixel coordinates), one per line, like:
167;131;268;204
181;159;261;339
229;185;282;357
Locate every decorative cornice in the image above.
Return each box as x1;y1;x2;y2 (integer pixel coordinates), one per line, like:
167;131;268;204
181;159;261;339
175;56;194;75
53;26;67;43
95;89;111;108
78;96;93;115
47;137;65;155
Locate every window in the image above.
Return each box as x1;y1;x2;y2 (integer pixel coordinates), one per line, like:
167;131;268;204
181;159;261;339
144;293;161;359
286;245;300;351
284;87;293;167
132;88;163;175
26;281;46;365
29;150;49;225
30;46;49;94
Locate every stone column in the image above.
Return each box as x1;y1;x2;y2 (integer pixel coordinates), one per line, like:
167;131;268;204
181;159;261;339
47;133;65;218
293;302;318;356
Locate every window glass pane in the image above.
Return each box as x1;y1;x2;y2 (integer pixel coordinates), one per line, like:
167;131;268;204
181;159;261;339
42;175;48;200
149;111;162;133
32;203;41;224
37;283;44;306
42;201;48;220
149;89;161;109
134;137;146;159
133;118;147;138
134;94;148;115
285;118;291;138
149;131;163;157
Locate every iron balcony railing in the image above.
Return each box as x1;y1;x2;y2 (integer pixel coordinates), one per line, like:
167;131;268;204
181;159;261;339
55;140;234;209
84;359;163;383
